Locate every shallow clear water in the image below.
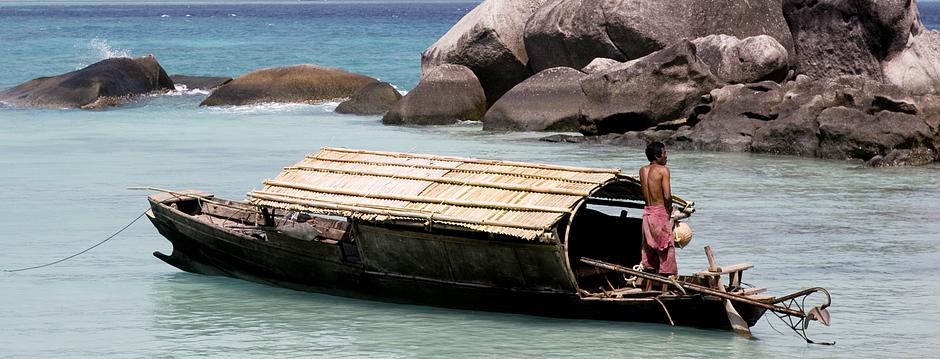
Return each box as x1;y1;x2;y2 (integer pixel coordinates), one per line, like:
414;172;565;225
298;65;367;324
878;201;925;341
2;2;940;358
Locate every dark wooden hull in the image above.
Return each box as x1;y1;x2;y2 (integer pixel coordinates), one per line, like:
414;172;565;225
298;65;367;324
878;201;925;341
147;197;766;331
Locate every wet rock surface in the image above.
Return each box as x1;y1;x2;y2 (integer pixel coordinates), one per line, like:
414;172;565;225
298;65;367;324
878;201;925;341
200;65;377;107
169;75;232;91
0;55;174;109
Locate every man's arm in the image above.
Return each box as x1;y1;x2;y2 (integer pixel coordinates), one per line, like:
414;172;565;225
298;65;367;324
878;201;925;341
661;166;672;210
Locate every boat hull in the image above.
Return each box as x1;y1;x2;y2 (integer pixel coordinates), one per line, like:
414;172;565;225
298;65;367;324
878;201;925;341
147;198;766;330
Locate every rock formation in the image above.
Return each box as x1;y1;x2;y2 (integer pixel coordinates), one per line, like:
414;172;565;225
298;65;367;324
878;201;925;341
169;75;232;90
524;0;794;72
0;55;174;109
783;0;940;94
691;35;790;84
421;0;549;105
483;67;584;132
579;40;722;135
200;65;377;107
382;64;487;125
335;82;402;116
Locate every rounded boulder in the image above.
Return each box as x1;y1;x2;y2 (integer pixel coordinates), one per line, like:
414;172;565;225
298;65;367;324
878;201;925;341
200;65;378;106
382;64;487;126
0;55;174;109
483;67;585;132
335;82;402;116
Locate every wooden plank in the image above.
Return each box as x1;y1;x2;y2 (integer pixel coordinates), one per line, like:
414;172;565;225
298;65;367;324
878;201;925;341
720;263;754;273
736;287;768;295
717;280;753;338
694;263;754;288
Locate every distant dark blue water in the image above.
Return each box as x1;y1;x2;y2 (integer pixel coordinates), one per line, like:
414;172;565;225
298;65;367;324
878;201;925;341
1;2;939;358
0;2;478;89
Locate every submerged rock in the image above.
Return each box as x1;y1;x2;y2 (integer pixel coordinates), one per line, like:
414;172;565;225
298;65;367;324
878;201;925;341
382;64;487;126
483;67;585;132
169;75;232;90
200;65;377;106
0;55;174;109
335;82;402;116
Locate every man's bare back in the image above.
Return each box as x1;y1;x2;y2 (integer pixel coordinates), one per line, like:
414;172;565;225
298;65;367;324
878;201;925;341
640;149;671;210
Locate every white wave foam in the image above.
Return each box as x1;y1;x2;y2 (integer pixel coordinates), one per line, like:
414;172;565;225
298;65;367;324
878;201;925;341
89;38;130;59
165;84;210;96
160;14;169;18
205;102;336;114
75;38;131;69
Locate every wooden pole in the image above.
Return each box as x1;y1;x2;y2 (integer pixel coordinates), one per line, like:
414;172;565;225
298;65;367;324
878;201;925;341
578;258;807;317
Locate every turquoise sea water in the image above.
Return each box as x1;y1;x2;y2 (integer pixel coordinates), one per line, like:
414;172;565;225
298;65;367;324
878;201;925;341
2;2;940;358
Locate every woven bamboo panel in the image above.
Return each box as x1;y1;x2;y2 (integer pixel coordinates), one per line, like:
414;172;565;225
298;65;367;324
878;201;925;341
247;147;635;241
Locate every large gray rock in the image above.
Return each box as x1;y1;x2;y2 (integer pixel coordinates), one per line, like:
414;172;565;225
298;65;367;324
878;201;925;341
335;82;402;115
422;0;549;105
816;106;935;161
692;35;789;84
579;40;722;135
782;0;921;82
483;67;585;132
382;64;487;126
686;82;785;152
524;0;794;72
200;65;377;106
0;55;174;109
687;76;940;165
883;30;940;94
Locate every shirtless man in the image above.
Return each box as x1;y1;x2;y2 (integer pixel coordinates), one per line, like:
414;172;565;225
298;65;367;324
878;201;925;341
639;141;677;280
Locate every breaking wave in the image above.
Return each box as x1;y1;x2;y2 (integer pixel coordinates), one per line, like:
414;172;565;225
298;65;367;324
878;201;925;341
88;38;131;59
76;38;131;69
204;102;339;114
167;84;210;96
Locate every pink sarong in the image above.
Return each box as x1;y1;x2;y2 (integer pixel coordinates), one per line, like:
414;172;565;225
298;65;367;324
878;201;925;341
641;206;677;275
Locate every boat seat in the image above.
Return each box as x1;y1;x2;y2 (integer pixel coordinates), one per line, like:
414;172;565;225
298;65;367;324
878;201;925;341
694;263;753;288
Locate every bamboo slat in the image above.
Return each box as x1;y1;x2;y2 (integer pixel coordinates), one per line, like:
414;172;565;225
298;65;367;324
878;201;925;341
248;191;553;231
285;164;600;196
299;155;608;185
321;147;621;174
262;180;573;213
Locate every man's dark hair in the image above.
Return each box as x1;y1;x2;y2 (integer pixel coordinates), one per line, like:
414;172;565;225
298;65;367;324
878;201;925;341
645;141;665;162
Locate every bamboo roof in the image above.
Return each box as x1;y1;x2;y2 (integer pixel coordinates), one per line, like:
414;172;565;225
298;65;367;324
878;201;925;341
247;147;683;242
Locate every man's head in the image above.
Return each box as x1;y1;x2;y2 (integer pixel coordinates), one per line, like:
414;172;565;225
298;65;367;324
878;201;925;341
645;141;667;165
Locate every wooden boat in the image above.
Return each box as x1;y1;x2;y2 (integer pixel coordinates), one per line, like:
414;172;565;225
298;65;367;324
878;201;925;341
145;147;831;338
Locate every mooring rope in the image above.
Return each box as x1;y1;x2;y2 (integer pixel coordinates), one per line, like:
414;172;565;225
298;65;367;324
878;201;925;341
1;209;149;273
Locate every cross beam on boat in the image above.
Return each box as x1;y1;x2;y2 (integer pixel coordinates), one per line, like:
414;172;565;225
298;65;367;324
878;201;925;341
579;257;832;340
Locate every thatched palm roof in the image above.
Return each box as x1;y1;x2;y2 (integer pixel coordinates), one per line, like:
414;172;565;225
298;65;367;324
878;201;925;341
247;147;684;241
